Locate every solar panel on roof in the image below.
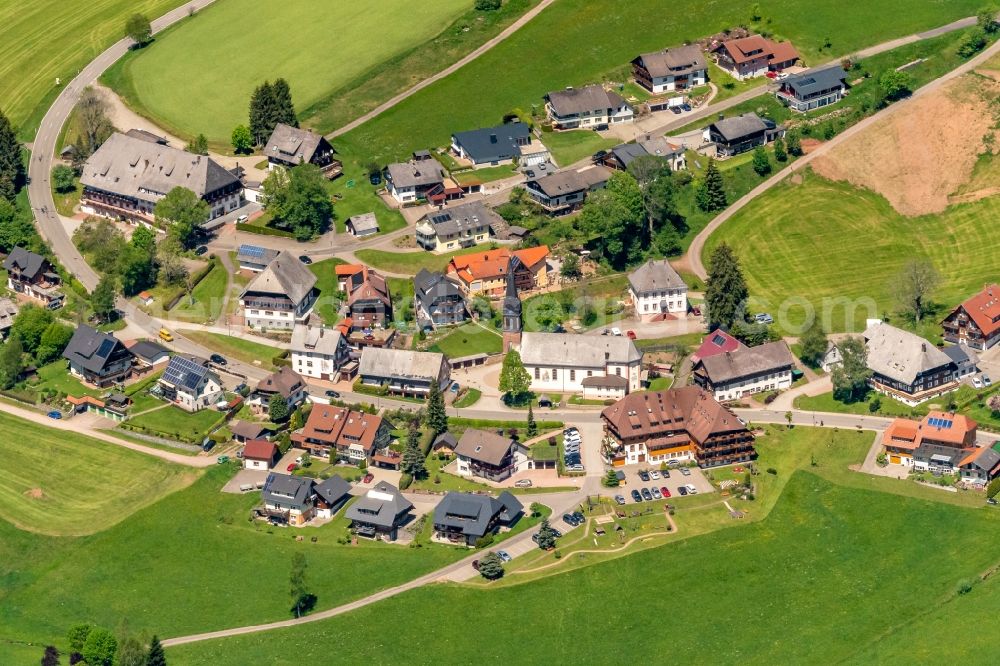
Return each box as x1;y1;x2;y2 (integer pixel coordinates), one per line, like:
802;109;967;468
164;356;206;390
238;244;267;259
711;333;726;346
96;338;115;358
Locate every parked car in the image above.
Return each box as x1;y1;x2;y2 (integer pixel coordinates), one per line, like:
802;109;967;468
754;312;774;324
614;494;627;505
563;513;579;526
660;486;671;498
651;487;662;499
237;214;250;223
286;463;298;472
46;410;62;419
202;440;216;452
640;487;653;501
195;245;208;256
236;448;244;459
514;479;533;488
210;353;227;366
551;528;562;538
680;103;692;112
298;255;312;265
158;327;174;342
325;390;341;398
974;376;984;389
677;486;688;496
685;484;698;494
626;330;637;340
662;469;671;478
985;375;993;387
638;470;650;482
497;550;512;562
611;327;622;336
690;305;701;316
234;383;247;394
650;470;660;480
572;511;584;523
362;473;374;484
670;106;682;114
295;456;303;465
680;467;691;476
631;489;642;502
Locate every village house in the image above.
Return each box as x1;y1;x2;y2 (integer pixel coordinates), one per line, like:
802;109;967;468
628;259;688;319
454;428;530;482
446;247;550;298
235;244;280;273
880;412;979;475
358;347;450;398
432;491;523;546
775;65;848;112
3;247;64;309
125;339;170;369
544;84;634;130
601;386;757;468
942;344;978;380
260;473;317;526
343;266;393;330
959;443;1000;486
692;340;795;401
713;34;799;80
346;212;379;237
451;121;532;167
291;404;393;463
250;366;306;415
242;438;278;470
230;420;274;444
942;284;1000;350
239;252;317;330
62;325;134;388
631;44;708;93
345;480;413;541
290;325;352;381
80;131;243;223
690;329;743;365
598;135;687;172
384;154;451;204
524;165;612;214
414;269;468;329
158;355;223;412
263;123;342;178
863;322;958;405
704;113;783;157
313;476;353;519
519;332;643;399
0;297;18;338
415;200;514;252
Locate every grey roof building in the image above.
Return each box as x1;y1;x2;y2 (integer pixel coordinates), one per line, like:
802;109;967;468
863;323;957;401
524;165;612;213
240;251;318;329
263;123;341;177
632;44;707;80
3;247;49;281
519;332;643;367
705;113;781;157
236;244;280;272
628;259;686;294
776;65;848;112
345;481;413;540
384;159;446;201
0;297;19;336
432;491;523;545
347;212;379;237
358;347;450;397
603;135;686;171
62;325;133;388
127;340;170;367
692;340;795;400
414;269;467;329
415;200;510;251
262;473;315;512
545;85;632;120
451;122;531;165
314;475;352;516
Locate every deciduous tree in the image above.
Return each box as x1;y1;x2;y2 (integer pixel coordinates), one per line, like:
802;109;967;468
231;125;253;154
36;321;74;365
0;198;38;251
704;242;748;330
186;134;208;156
0;336;24;389
52;164;76;193
831;336;872;402
785;131;803;156
77;87;114;157
81;628;117;666
499;349;531;404
751;145;772;176
125;14;152;45
798;320;829;368
878;70;912;103
114;636;147;666
268;393;290;423
91;276;117;322
289;552;312;618
0;108;25;201
559;252;581;279
893;259;940;323
11;304;54;354
155;187;209;248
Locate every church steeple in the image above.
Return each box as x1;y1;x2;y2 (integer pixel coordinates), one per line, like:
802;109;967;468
502;257;522;352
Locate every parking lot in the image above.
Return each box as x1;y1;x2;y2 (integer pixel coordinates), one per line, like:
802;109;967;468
611;463;715;504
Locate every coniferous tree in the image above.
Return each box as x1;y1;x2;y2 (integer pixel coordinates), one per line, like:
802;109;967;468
704;242;748;330
401;423;427;479
526;402;537;438
41;645;60;666
0;109;25;201
249;80;274;146
695;158;727;212
751;145;772;176
144;636;167;666
271;78;297;127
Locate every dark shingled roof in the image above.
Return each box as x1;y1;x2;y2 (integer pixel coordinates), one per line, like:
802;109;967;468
433;491;523;539
314;475;352;506
783;65;847;98
62;325;130;374
3;247;47;280
546;85;631;117
452;122;530;164
632;44;707;78
345;481;413;528
262;473;314;512
709;113;769;142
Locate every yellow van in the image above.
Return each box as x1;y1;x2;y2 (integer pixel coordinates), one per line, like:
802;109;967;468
158;327;174;342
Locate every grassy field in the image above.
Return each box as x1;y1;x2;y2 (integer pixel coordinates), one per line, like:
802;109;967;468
0;466;470;659
335;0;987;164
703;171;1000;333
167;440;1000;663
355;245;485;276
0;411;196;536
0;0;186;136
181;330;282;370
102;0;469;143
29;360;102;398
169;260;227;323
125;404;225;441
308;258;346;326
428;324;502;357
543;130;618;166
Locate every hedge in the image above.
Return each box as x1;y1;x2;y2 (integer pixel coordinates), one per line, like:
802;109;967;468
236;222;295;238
165;255;219;311
449;417;564;431
399;472;413;490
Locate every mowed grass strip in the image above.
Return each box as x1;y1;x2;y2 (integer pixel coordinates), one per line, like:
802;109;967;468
181;330;283;370
110;0;468;142
0;411;197;535
166;470;1000;664
428;324;503;357
169;260;228;322
703;172;1000;333
355;245;485;276
337;0;986;162
0;0;186;133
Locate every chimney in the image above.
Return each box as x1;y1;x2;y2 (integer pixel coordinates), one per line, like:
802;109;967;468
490;134;498;144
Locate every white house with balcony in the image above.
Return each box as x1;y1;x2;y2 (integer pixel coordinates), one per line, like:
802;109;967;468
239;252;317;330
544;85;634;130
628;259;688;319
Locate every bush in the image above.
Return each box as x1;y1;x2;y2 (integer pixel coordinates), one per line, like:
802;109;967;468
474;533;495;548
987;477;1000;499
399;472;413;490
474;0;502;10
869;396;882;413
766;467;777;475
956;579;974;595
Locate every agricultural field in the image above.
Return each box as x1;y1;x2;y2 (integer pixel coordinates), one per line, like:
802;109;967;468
0;466;469;661
703;171;1000;333
335;0;987;164
167;426;1000;664
0;0;186;136
104;0;469;143
0;411;196;535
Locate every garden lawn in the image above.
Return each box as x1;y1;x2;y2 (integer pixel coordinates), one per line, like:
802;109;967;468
308;258;346;326
793;390;930;419
453;388;482;408
30;360;103;398
428;324;502;357
167;467;1000;664
355;245;484;276
335;0;986;163
452;164;519;185
704;171;1000;334
543;130;618;167
102;0;469;143
169;259;227;323
125;404;224;441
181;330;282;370
0;466;469;661
0;0;187;135
0;411;196;536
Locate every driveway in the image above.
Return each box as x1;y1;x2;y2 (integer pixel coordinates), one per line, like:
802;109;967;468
221;467;269;493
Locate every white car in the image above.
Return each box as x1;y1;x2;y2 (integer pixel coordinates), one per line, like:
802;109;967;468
974;376;984;389
650;470;660;480
236;214;249;223
611;327;622;336
685;484;698;494
514;479;533;488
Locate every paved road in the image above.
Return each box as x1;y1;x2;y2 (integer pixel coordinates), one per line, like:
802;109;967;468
328;0;559;139
683;18;992;280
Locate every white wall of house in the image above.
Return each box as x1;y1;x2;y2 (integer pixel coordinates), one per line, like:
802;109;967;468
581;383;628;401
647;69;707;93
526;362;641;394
244;458;271;470
389;184;416;203
710;370;792;401
243;293;316;330
629;286;688;316
292;350;343;380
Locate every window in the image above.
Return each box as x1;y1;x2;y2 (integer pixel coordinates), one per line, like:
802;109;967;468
552;368;558;380
616;368;622;376
570;369;576;381
534;367;540;380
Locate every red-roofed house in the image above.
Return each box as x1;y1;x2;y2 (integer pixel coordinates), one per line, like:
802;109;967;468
942;284;1000;350
291;404;393;463
714;34;800;80
446;246;550;297
882;411;978;471
243;439;278;470
691;329;744;364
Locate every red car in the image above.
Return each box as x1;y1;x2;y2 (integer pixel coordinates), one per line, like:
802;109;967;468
362;473;375;484
286;463;298;472
660;486;671;498
691;306;702;316
626;330;637;340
